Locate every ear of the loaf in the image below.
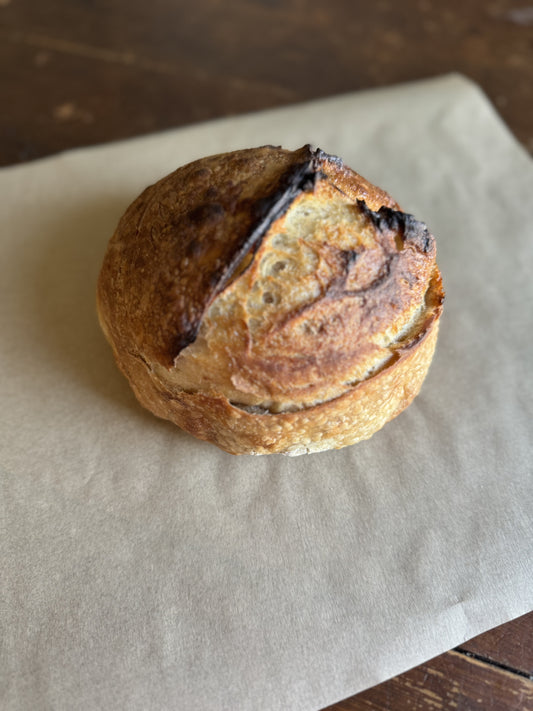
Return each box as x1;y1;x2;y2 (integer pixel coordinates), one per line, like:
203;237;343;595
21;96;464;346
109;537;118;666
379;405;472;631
314;149;399;211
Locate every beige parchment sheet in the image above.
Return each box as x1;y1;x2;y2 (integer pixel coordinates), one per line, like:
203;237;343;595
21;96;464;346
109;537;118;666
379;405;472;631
1;75;532;711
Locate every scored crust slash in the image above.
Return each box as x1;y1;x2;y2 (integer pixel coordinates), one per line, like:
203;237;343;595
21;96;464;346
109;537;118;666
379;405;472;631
97;145;444;455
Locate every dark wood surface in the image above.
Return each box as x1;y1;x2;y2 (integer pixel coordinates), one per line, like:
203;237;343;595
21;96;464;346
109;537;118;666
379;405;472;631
1;0;532;166
1;1;532;709
324;613;533;710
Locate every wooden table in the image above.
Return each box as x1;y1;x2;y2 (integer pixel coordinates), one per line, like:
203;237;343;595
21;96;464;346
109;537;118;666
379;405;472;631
2;1;531;708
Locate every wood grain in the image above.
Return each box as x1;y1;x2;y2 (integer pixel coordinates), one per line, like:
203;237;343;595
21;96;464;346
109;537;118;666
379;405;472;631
323;649;533;710
324;613;533;710
459;611;533;678
0;0;532;166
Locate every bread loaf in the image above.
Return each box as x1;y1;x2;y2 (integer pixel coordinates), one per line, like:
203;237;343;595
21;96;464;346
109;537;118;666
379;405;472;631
97;145;444;455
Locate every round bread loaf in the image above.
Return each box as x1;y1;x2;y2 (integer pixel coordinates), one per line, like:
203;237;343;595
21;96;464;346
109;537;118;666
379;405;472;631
97;145;444;455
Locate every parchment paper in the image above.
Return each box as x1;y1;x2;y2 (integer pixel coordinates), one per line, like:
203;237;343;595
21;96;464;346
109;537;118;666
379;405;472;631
1;75;532;711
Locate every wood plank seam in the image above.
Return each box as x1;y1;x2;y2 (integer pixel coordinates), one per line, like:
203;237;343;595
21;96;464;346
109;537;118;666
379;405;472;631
455;648;533;681
322;647;533;710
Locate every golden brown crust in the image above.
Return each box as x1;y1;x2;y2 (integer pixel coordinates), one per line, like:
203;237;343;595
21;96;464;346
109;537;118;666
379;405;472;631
97;146;397;367
97;145;444;455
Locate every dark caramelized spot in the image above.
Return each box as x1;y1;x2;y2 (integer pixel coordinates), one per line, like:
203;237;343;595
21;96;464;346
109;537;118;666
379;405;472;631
359;201;435;255
187;202;225;226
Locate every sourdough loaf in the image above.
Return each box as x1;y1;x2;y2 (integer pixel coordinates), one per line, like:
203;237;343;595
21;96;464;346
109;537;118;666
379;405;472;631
97;145;444;455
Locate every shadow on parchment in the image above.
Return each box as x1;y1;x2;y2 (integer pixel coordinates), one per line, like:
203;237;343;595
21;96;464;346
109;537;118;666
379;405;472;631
26;192;183;437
